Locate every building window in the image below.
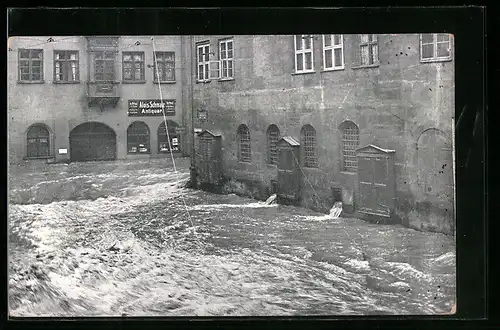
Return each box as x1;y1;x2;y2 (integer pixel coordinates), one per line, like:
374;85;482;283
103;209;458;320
196;43;210;81
420;34;452;62
359;34;379;66
219;39;234;79
267;125;280;165
237;124;251;163
53;51;79;83
323;35;344;70
294;35;314;73
340;121;360;172
301;125;318;168
26;124;50;158
158;120;180;153
122;52;145;82
127;121;150;154
94;51;115;81
18;49;43;82
153;51;175;82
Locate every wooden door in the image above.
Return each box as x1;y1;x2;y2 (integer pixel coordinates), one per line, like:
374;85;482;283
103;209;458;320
277;148;298;200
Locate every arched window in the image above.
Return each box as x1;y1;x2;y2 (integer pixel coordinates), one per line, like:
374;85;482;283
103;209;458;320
26;124;50;158
127;121;150;153
237;124;251;162
300;125;318;168
340;121;359;172
267;124;280;165
158;120;180;153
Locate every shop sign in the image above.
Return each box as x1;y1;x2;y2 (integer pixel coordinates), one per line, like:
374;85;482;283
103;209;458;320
128;99;176;117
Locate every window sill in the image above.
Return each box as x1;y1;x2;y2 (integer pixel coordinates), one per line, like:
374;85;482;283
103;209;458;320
122;80;147;84
196;80;212;84
340;171;357;175
53;81;80;84
238;161;252;164
153;81;176;84
292;71;316;76
266;163;277;168
420;57;453;64
159;151;181;154
351;64;380;70
322;67;345;72
127;152;151;155
218;78;235;82
23;156;52;160
88;81;121;85
18;80;45;84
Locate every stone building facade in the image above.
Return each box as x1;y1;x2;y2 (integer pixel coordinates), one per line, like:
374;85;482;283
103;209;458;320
7;36;193;164
191;34;455;234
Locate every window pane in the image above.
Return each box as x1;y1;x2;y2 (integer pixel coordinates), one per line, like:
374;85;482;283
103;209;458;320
204;63;209;79
296;53;303;71
333;35;341;45
360;34;369;43
305;53;312;70
166;69;175;81
71;63;77;80
324;35;332;47
228;49;233;59
422;33;434;44
360;45;369;65
325;49;333;68
422;44;434;59
221;51;227;60
70;52;77;60
33;50;43;59
123;54;132;61
228;67;233;78
198;47;203;62
369;34;377;42
334;48;342;67
228;41;233;50
437;34;449;42
134;68;142;80
371;44;378;63
437;42;450;57
19;50;30;58
295;36;302;50
105;52;114;59
204;46;210;61
228;60;233;70
134;54;142;61
304;36;311;49
220;42;226;53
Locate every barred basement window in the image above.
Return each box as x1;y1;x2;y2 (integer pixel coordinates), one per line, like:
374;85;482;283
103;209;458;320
54;50;79;82
127;121;150;154
153;51;175;82
18;49;43;82
301;125;318;168
237;124;251;163
359;34;379;66
26;124;50;158
340;121;360;172
123;52;145;82
158;120;180;153
94;51;115;81
267;124;280;165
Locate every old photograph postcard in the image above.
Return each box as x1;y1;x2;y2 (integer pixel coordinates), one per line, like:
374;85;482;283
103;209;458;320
7;33;456;317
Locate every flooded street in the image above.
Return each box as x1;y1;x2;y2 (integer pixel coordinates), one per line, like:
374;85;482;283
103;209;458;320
8;158;455;317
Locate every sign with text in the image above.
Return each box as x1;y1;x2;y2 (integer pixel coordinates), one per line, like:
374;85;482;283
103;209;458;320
128;99;176;117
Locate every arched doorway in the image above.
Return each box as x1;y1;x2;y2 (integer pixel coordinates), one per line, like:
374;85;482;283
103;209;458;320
70;122;116;162
158;120;180;153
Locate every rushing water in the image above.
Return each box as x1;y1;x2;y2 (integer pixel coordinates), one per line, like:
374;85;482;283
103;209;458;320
8;158;456;317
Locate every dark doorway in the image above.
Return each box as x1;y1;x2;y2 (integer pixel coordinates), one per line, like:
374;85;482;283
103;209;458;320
69;122;117;162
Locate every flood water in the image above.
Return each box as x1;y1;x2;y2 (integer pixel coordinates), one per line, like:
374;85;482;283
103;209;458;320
8;158;456;317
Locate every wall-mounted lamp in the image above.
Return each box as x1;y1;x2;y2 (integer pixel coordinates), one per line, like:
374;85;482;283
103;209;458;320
47;37;54;42
134;41;141;46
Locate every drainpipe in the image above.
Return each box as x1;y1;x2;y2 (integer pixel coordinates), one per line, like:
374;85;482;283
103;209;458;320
189;35;198;188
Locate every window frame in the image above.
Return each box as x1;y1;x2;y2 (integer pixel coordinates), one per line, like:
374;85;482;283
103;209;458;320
219;38;234;80
322;34;345;71
26;124;51;159
358;34;379;67
153;51;176;83
196;42;211;82
266;125;280;165
420;33;453;63
18;49;44;83
122;51;146;83
301;125;318;168
294;35;315;74
340;121;360;173
158;121;181;154
237;124;251;163
94;50;116;82
53;50;80;84
127;121;151;154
